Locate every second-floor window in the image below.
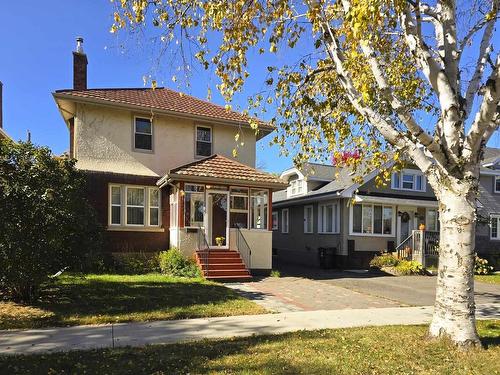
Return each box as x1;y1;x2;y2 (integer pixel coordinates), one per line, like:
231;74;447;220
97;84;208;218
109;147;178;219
196;125;212;157
391;170;425;192
134;117;153;151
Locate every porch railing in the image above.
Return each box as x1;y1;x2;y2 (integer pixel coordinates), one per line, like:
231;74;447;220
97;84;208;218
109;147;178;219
235;226;251;270
197;226;210;277
395;230;440;267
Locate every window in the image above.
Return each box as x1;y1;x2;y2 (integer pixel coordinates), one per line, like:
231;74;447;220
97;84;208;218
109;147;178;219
110;186;122;225
196;125;212;157
318;203;339;233
352;204;393;235
304;206;313;233
289;179;305;197
134;117;153;151
184;184;205;227
149;189;160;226
391;170;425;192
272;212;278;230
495;177;500;193
426;209;438;232
491;215;500;240
127;187;145;225
282;208;289;233
250;189;268;229
230;187;249;228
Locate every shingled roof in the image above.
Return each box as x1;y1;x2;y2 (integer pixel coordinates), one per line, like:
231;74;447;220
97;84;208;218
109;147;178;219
54;88;272;133
161;154;286;189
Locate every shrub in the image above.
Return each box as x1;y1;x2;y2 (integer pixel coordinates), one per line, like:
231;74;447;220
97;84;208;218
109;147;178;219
158;248;201;278
111;252;160;274
369;253;399;268
475;255;494;275
0;140;102;302
270;270;281;278
394;260;424;275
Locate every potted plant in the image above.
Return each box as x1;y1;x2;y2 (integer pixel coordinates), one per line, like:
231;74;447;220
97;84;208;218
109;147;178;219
215;236;225;247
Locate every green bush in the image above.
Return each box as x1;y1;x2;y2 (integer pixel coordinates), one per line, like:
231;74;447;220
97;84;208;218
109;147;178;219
475;255;494;275
111;252;160;274
158;248;201;278
0;140;102;302
394;260;424;275
369;253;400;268
270;270;281;278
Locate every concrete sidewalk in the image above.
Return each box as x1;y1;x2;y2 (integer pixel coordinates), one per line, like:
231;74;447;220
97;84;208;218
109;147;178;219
1;303;498;355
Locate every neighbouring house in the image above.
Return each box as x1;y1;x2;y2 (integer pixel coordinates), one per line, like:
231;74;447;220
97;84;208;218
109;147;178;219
272;151;500;269
53;38;286;280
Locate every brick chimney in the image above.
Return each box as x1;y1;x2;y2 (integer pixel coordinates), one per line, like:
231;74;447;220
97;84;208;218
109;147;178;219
73;37;88;90
0;81;3;129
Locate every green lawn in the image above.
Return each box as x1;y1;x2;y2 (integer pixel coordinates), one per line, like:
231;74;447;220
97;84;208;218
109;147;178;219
475;273;500;285
1;321;498;374
0;274;266;330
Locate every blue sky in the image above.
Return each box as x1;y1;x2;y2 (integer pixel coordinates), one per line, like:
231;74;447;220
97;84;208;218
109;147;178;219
1;2;499;174
0;1;292;173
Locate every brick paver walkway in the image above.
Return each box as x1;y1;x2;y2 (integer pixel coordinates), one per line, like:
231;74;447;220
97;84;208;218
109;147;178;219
228;276;401;312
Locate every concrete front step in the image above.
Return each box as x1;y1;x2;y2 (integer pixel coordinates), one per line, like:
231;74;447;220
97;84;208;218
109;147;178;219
204;269;251;277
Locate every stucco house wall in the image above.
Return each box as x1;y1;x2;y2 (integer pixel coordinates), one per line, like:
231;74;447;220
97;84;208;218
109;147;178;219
74;102;257;177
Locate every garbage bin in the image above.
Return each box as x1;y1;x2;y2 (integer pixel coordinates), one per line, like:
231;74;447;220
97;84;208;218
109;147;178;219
318;247;336;269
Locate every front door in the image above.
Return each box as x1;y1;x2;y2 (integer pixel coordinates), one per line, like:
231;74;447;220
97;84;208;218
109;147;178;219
206;191;229;248
398;211;412;244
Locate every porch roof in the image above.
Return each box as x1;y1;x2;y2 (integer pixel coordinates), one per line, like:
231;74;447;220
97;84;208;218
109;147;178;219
354;194;438;207
158;154;288;190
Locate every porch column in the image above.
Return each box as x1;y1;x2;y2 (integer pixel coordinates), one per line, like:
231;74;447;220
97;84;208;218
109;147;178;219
178;181;184;228
267;189;273;231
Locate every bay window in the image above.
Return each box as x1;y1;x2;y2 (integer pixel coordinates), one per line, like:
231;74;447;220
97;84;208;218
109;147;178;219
184;184;205;227
318;203;339;233
352;204;393;235
109;185;160;228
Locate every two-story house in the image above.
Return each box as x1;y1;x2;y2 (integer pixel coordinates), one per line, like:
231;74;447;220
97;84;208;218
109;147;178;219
53;38;286;279
272;153;500;269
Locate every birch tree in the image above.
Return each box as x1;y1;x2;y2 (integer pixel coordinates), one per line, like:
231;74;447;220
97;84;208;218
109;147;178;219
111;0;500;346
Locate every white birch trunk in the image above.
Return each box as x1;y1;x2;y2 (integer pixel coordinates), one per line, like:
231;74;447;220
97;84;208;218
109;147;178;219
429;188;480;346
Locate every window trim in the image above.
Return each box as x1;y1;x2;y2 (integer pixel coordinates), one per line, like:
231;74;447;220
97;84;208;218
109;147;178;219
133;116;154;153
272;211;278;230
109;185;123;226
108;184;161;229
494;176;500;193
304;205;314;234
281;208;289;234
391;169;426;192
318;203;340;234
490;214;500;240
195;124;213;158
349;203;395;237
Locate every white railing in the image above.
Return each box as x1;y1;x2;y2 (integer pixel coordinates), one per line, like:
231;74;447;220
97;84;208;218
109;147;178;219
395;230;440;267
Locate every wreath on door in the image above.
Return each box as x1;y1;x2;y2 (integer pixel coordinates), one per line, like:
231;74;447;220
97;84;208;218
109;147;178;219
400;212;410;223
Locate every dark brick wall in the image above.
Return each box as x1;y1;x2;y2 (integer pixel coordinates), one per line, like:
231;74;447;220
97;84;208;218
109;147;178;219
73;52;88;90
84;171;169;253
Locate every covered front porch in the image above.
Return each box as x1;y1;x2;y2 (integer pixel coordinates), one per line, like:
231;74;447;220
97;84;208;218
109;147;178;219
157;155;287;279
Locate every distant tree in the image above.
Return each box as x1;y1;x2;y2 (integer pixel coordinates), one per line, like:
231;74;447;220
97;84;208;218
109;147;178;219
0;139;102;302
111;0;499;346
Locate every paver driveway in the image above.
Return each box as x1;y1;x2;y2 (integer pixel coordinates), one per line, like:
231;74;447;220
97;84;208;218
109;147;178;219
228;265;500;313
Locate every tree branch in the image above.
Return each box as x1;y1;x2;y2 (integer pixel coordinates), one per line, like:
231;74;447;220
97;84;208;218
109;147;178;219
465;54;500;163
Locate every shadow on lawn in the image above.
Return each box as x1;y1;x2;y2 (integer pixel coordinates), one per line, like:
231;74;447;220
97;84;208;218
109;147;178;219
6;275;252;329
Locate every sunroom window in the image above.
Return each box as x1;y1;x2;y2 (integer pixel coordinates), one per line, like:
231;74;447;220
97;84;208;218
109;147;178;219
251;189;268;229
230;187;249;228
184;184;205;227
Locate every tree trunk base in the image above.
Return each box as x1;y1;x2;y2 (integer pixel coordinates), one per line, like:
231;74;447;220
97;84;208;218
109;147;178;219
429;316;481;348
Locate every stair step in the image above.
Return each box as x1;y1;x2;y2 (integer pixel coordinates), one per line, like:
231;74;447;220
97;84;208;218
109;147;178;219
197;252;241;258
204;269;251;277
205;275;253;281
200;263;246;270
198;257;243;264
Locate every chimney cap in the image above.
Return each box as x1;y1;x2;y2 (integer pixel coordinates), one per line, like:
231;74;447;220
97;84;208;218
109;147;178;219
75;37;84;54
